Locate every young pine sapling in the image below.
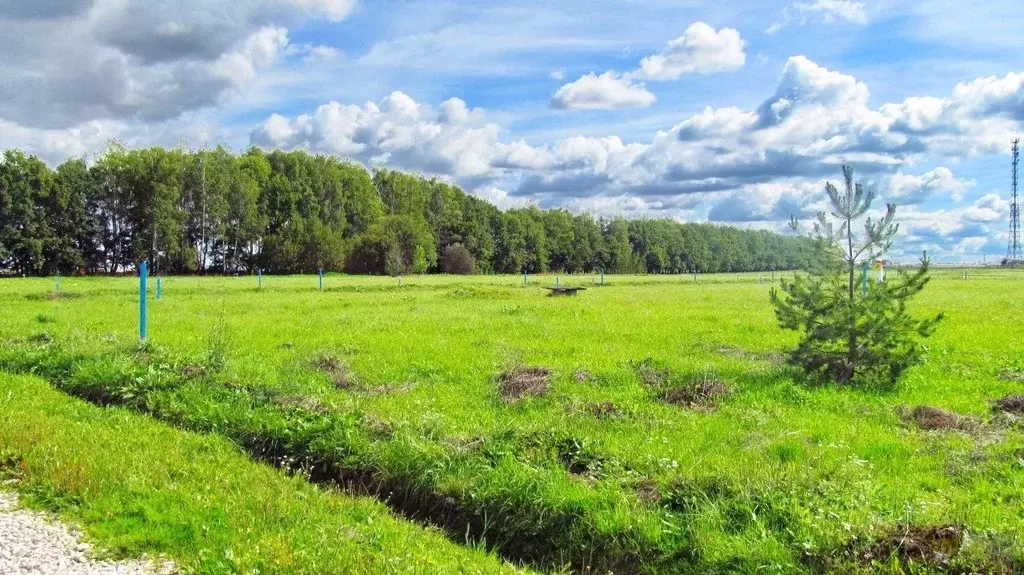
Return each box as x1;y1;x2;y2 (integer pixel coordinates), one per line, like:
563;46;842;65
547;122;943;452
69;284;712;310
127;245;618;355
770;166;943;386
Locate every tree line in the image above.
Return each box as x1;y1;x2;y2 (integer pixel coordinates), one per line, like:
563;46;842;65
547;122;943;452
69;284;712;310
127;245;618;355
0;146;810;276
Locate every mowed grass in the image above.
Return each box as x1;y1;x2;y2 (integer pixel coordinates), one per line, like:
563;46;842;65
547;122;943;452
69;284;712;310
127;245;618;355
0;372;523;574
1;269;1023;573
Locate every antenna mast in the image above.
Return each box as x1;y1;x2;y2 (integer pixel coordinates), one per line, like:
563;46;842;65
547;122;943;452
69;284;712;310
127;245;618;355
1008;138;1021;262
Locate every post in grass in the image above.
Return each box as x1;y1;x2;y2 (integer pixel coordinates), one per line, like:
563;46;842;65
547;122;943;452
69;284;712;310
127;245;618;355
556;276;560;288
139;261;148;342
55;271;60;295
258;268;263;289
523;270;528;287
318;269;324;291
601;269;605;285
156;277;162;300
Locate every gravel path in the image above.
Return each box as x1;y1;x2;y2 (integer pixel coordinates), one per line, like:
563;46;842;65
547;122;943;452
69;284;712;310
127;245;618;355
0;491;175;574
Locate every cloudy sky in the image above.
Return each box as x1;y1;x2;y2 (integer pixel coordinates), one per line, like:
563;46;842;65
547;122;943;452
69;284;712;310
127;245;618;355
2;0;1023;262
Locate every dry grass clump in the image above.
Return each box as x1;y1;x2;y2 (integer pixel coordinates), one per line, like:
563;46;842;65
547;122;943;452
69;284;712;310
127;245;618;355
998;369;1024;382
312;354;359;389
632;359;732;409
631;358;671;387
582;401;619;418
274;394;330;414
573;369;592;383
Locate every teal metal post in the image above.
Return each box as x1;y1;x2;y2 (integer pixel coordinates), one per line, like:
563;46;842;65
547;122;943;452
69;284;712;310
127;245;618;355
523;271;528;286
398;275;403;287
601;269;605;285
258;269;262;289
139;261;148;342
55;271;60;295
318;269;324;291
156;277;162;300
556;276;560;287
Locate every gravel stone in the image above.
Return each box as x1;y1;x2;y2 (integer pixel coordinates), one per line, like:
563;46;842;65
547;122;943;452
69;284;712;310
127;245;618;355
0;491;176;574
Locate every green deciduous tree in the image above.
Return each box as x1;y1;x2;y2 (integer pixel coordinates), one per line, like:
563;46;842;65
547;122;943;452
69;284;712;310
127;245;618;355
0;145;812;277
770;166;943;386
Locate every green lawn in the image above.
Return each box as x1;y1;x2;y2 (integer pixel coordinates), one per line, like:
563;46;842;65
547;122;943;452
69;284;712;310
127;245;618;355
0;373;522;574
1;269;1022;573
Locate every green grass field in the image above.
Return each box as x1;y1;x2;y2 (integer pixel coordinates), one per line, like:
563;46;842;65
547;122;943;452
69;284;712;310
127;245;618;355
1;269;1022;573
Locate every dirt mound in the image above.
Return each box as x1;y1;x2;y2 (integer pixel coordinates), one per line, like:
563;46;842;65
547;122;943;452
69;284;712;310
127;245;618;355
862;525;963;568
898;405;976;431
573;369;592;383
992;395;1024;414
497;365;551;402
659;376;731;409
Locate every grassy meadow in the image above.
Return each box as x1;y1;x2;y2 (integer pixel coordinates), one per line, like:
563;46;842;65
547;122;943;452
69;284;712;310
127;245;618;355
0;269;1022;573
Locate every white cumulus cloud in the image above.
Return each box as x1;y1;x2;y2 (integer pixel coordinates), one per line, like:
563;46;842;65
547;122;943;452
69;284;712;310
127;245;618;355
887;167;974;204
635;22;747;80
550;72;656;110
767;0;868;34
551;22;746;110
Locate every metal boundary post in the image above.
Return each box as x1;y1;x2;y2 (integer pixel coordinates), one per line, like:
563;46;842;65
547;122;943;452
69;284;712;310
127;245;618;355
139;261;148;342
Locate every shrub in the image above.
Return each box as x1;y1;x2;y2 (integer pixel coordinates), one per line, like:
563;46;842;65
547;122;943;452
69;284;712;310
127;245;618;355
441;243;476;275
770;166;943;386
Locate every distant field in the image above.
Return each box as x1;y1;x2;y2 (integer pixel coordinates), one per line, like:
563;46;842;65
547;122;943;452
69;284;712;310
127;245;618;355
1;269;1023;573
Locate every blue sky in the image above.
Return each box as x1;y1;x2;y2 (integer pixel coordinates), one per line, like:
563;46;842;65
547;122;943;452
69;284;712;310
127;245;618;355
2;0;1023;262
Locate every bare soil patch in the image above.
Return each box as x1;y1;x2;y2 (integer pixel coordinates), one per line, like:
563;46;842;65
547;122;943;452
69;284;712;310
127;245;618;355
860;524;963;568
497;365;551;402
992;395;1024;414
898;405;977;431
659;375;732;409
634;479;661;504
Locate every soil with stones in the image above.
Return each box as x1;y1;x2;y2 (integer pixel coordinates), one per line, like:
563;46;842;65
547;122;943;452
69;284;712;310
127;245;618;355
0;491;175;575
